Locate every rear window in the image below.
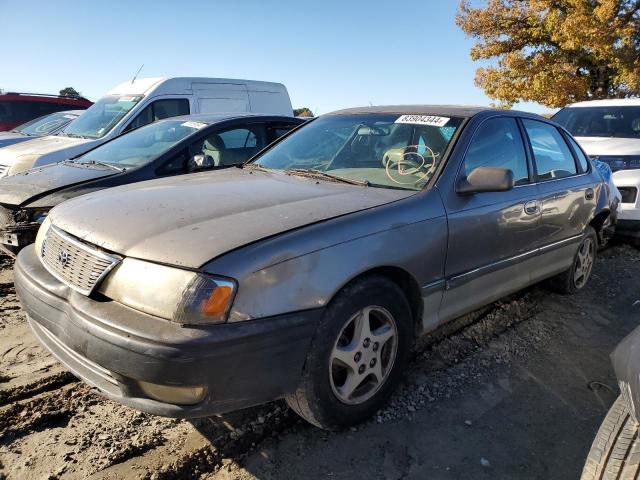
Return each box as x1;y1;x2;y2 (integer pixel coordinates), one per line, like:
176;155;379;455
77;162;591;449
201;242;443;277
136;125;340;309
0;101;73;124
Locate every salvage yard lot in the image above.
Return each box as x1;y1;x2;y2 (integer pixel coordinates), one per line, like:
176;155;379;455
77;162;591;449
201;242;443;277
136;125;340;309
1;245;639;480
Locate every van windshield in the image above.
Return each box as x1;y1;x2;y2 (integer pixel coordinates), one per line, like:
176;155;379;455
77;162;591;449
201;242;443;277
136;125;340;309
62;95;143;139
73;119;204;169
251;114;463;190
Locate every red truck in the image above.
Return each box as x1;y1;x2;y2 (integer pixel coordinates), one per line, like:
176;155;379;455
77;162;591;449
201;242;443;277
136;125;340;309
0;92;92;131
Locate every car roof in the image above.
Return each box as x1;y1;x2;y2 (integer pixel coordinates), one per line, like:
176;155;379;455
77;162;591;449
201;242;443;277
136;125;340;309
566;99;640;108
159;113;299;125
326;105;516;118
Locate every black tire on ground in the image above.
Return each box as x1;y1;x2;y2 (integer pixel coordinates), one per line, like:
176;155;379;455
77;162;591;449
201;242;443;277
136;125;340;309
285;275;413;430
582;395;640;480
547;226;598;294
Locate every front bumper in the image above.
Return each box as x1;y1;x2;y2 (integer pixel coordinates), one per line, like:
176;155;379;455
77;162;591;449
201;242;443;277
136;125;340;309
14;247;320;417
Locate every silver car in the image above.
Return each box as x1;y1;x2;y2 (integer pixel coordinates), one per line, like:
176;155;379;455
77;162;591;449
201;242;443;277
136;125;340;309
15;106;611;429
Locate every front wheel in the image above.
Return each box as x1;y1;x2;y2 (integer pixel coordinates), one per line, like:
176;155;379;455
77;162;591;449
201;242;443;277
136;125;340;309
285;275;413;430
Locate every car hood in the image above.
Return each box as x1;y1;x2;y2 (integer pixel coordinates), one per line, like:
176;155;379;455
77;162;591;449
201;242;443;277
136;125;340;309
49;168;416;268
613;169;640;187
575;136;640;156
0;133;32;149
0;135;95;167
0;162;118;207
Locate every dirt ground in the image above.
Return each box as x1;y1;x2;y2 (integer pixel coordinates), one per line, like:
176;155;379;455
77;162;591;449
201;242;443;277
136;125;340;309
1;243;639;480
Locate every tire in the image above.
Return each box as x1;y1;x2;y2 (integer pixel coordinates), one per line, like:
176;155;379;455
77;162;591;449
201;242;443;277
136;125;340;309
547;226;598;294
582;395;640;480
285;275;413;430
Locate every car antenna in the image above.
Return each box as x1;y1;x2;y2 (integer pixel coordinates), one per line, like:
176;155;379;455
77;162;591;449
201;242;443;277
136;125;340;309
131;64;144;84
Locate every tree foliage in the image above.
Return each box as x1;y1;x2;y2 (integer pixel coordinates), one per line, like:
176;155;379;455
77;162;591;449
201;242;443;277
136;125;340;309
456;0;640;107
294;107;314;117
59;87;81;98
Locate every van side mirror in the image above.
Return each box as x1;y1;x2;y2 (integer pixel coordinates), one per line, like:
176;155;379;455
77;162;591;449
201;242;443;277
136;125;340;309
456;167;514;194
188;154;215;172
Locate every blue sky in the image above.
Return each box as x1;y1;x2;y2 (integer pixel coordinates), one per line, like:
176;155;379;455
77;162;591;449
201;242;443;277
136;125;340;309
0;0;549;114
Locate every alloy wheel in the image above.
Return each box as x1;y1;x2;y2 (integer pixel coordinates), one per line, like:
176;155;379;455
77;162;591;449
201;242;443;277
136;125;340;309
328;306;398;405
574;237;595;288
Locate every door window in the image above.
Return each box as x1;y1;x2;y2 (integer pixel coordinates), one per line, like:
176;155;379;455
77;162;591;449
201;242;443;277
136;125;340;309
522;119;578;180
463;117;530;185
193;124;266;167
125;98;190;132
566;135;590;173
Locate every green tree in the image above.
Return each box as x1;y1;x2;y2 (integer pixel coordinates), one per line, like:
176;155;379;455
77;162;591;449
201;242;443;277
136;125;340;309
59;87;81;98
294;107;314;117
456;0;640;108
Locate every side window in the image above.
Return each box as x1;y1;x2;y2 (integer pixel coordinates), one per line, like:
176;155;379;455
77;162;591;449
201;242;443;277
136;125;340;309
193;125;266;167
125;99;190;132
463;117;530;186
266;122;299;143
157;149;189;176
522;119;577;181
566;135;590;173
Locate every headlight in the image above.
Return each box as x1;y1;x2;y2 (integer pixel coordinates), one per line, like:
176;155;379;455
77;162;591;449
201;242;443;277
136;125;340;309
98;258;236;325
34;216;52;256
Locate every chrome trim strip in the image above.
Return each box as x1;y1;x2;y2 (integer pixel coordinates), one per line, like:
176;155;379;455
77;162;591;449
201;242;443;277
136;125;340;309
446;233;583;290
421;279;445;293
39;225;121;296
447;248;538;290
538;234;582;253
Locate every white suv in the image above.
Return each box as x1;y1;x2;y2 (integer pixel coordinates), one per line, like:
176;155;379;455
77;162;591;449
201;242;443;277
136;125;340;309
554;99;640;242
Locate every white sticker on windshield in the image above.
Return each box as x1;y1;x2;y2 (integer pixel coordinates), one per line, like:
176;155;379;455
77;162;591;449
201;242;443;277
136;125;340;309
395;115;450;127
181;121;208;130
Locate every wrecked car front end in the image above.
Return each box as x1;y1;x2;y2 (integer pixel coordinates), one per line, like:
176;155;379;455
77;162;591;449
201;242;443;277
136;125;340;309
0;204;46;255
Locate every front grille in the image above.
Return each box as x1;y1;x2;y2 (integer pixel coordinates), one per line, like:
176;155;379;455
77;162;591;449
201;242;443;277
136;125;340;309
40;226;119;295
619;187;638;204
0;164;8;178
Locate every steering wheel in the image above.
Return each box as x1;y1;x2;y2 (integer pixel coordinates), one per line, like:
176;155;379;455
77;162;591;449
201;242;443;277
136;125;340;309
382;145;438;185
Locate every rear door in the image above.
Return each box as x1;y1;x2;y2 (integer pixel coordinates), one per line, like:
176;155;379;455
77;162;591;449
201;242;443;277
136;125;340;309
439;116;540;322
520;119;596;280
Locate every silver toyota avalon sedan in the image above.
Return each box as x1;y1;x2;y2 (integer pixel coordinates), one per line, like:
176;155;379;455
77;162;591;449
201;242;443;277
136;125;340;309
14;106;612;429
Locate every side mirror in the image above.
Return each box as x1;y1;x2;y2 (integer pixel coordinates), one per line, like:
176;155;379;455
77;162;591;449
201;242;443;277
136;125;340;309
456;167;514;194
188;154;215;172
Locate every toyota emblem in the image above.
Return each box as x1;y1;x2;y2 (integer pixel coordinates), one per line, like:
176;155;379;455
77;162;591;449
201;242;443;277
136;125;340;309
57;250;71;268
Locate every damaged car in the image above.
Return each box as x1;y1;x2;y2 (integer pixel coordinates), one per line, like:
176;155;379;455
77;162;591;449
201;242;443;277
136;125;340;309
0;113;303;255
15;106;612;430
0;110;83;152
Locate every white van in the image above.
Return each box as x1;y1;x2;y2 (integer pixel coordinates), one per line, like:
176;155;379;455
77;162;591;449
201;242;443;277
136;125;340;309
0;77;293;176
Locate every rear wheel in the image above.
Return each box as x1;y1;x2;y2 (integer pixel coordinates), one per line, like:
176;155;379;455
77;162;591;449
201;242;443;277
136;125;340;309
285;275;413;430
582;395;640;479
547;226;597;294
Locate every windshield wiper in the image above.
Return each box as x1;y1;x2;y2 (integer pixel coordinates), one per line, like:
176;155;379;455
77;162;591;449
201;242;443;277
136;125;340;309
69;159;125;172
284;168;370;186
62;132;89;139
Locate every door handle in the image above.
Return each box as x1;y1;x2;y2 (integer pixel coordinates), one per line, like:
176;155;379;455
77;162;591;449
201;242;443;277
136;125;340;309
524;200;540;215
585;188;594;200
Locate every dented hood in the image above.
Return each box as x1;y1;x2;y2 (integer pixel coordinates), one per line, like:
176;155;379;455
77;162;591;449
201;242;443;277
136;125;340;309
0;135;98;169
0;162;118;207
49;168;415;268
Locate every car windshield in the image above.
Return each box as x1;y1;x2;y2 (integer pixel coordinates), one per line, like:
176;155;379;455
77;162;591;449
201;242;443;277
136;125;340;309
63;95;143;139
251;113;463;190
13;111;77;136
553;106;640;139
74;119;205;169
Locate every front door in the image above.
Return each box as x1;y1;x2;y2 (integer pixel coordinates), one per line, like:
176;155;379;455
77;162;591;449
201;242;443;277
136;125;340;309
439;116;540;322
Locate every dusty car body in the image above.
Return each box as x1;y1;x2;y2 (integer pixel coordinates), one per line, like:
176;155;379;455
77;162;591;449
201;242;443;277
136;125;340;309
0;113;303;255
15;106;611;429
